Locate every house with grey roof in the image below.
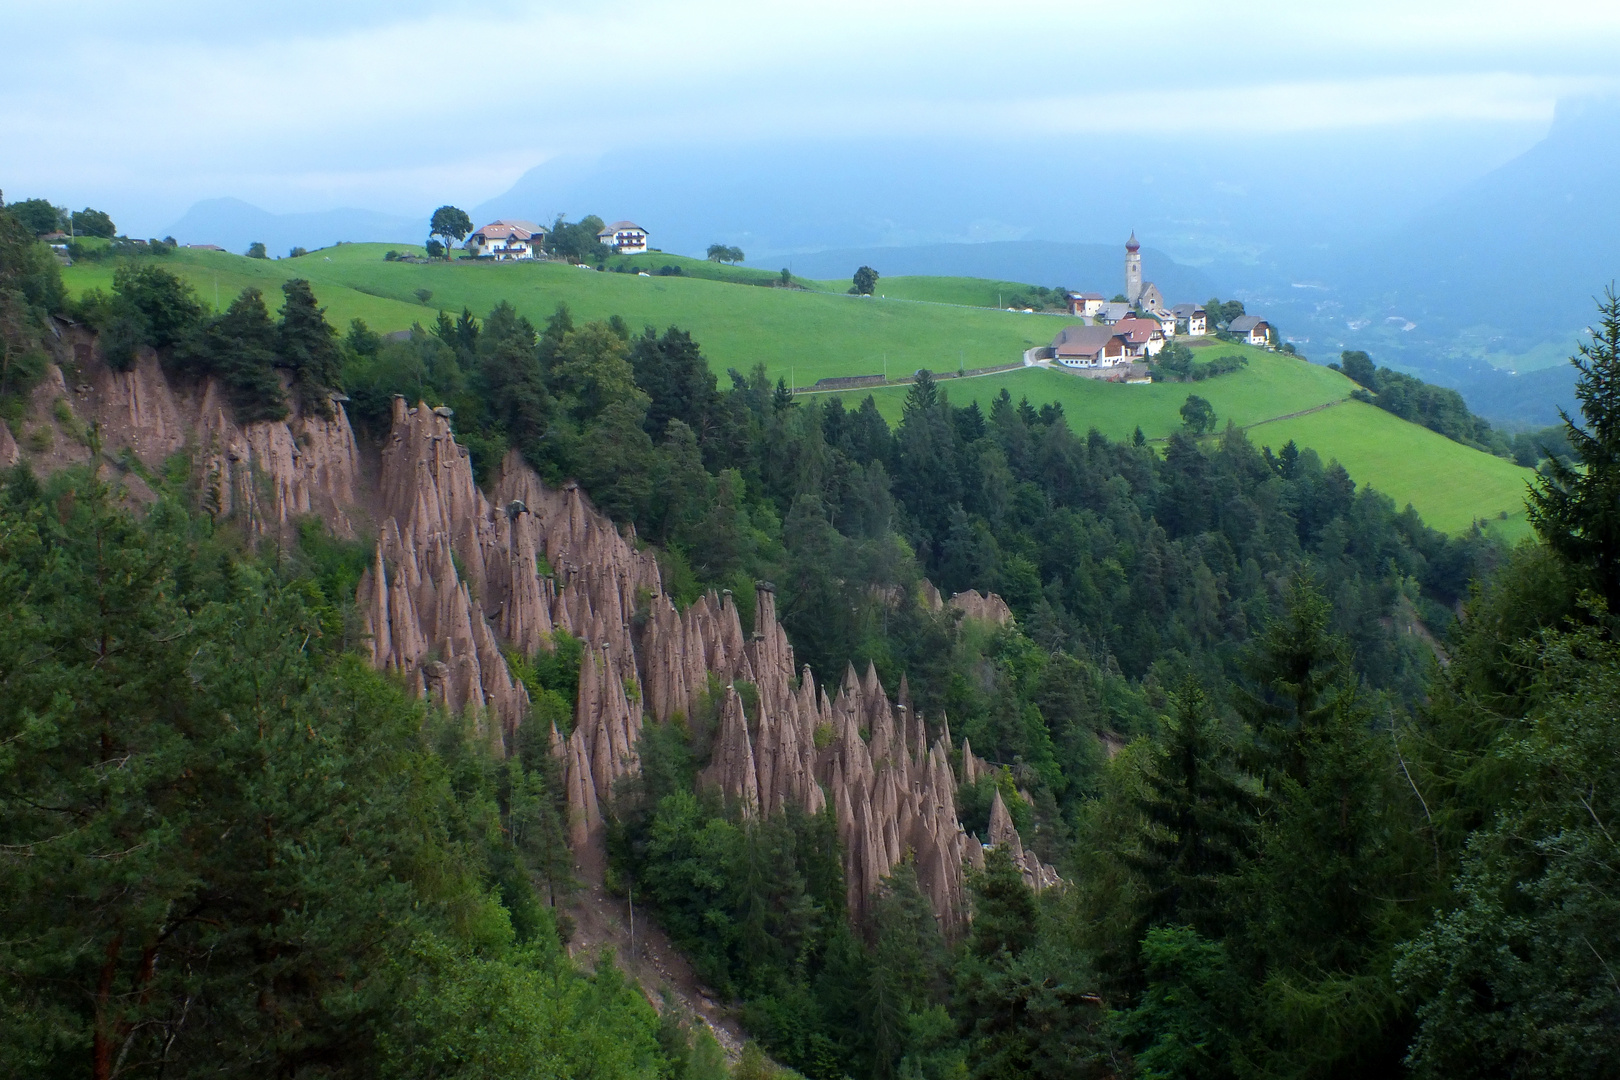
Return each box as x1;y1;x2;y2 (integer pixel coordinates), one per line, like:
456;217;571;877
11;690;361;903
1051;324;1130;368
597;220;649;254
1227;315;1272;347
1171;304;1208;336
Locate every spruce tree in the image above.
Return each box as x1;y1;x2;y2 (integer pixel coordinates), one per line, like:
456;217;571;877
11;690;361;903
1235;575;1351;787
175;287;288;422
275;278;341;417
1128;676;1254;936
1527;285;1620;608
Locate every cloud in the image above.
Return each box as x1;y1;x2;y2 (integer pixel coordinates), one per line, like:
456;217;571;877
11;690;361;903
2;0;1617;231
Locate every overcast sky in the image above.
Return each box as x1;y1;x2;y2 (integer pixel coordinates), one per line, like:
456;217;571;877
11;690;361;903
3;0;1618;234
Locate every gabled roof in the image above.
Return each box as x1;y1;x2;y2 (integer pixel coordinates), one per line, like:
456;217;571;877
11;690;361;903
1171;303;1204;317
1228;315;1267;332
474;219;544;241
1073;292;1105;301
1052;324;1125;357
1114;317;1163;344
599;220;645;234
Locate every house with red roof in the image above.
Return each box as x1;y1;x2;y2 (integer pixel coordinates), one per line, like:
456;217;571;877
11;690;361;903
1114;316;1168;357
466;219;547;260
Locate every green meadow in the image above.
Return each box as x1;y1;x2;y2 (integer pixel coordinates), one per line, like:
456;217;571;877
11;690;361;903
60;244;1536;534
813;275;1075;310
825;346;1349;432
821;356;1533;533
1249;399;1536;536
65;244;1054;386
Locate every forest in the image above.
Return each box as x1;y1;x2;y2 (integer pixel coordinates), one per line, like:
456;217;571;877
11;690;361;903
2;206;1618;1079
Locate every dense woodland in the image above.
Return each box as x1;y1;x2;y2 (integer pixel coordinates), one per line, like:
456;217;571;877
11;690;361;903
3;202;1619;1079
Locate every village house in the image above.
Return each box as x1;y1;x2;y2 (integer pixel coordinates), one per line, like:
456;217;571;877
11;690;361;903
1227;315;1273;347
466;219;547;260
1096;301;1133;325
597;220;649;254
1142;308;1177;337
1067;292;1106;318
1114;315;1167;357
1051;324;1130;368
1172;303;1208;336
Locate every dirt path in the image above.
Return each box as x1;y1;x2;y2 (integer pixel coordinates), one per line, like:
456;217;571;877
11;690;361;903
563;846;747;1061
1240;395;1350;430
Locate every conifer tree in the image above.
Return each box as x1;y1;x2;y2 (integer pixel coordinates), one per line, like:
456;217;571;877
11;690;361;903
1235;575;1351;786
1527;285;1620;608
175;287;288;421
1128;676;1254;936
275;278;342;417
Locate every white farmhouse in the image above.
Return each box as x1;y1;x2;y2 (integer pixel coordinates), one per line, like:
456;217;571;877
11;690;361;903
1114;316;1167;357
1172;304;1208;336
1052;325;1131;368
597;220;649;254
1227;315;1273;347
1067;292;1106;318
466;220;547;260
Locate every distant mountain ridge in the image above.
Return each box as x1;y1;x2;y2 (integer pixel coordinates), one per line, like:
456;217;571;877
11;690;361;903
163;197;421;256
1253;96;1620;423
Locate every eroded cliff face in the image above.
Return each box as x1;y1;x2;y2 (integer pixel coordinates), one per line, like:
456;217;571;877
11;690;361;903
12;352;1055;930
350;399;1056;929
10;338;362;537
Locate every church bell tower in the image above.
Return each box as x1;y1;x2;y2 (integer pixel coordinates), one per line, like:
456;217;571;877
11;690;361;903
1125;232;1142;304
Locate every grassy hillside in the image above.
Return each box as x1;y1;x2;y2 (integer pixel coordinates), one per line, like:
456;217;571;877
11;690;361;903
59;245;1534;534
1249;399;1535;536
62;245;429;331
64;244;1057;385
829;347;1349;433
820;357;1533;533
811;275;1072;310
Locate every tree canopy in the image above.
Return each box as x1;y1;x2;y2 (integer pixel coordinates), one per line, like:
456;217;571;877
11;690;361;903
430;205;474;254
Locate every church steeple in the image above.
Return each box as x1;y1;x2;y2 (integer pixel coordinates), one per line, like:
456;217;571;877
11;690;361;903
1125;231;1143;303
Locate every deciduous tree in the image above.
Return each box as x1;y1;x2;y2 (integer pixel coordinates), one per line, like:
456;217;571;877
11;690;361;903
429;205;473;255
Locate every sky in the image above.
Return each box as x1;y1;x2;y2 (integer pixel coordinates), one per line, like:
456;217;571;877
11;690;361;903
3;0;1619;236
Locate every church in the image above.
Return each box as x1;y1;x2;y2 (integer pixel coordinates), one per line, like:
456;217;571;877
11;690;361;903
1123;232;1164;313
1068;233;1205;337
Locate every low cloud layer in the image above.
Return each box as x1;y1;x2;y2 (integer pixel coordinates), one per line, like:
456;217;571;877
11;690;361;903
2;0;1617;233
